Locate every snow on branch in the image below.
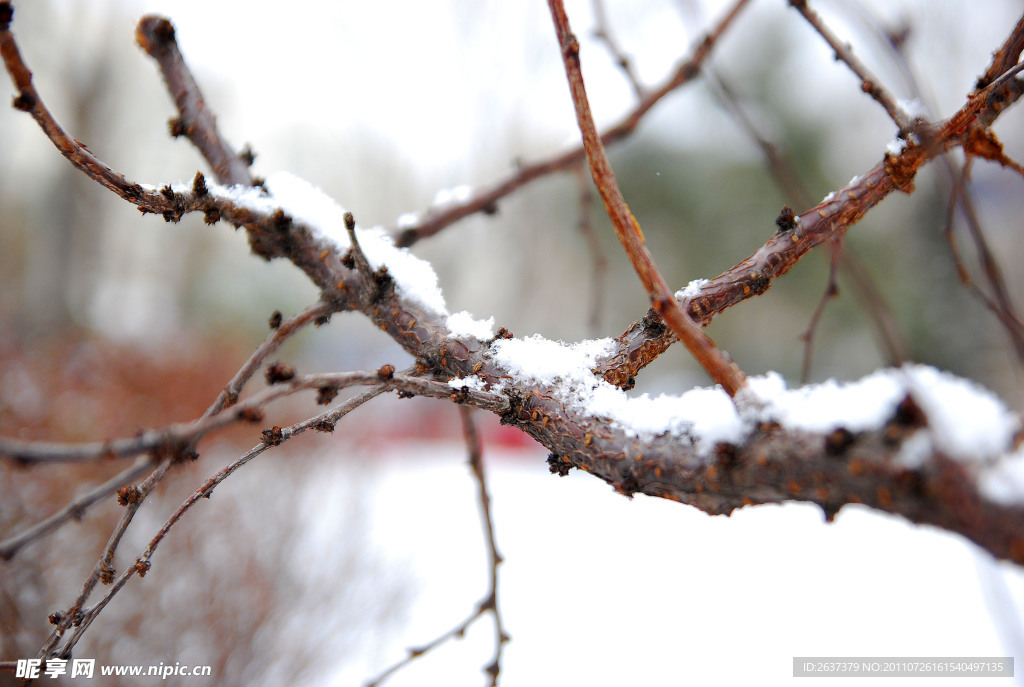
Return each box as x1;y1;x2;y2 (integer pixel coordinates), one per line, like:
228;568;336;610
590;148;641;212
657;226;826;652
2;2;1024;568
3;4;1024;680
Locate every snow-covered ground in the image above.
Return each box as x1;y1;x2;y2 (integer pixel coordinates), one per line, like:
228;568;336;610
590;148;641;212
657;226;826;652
318;441;1024;687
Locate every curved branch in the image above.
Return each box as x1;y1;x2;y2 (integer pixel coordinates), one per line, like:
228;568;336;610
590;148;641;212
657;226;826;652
548;0;748;397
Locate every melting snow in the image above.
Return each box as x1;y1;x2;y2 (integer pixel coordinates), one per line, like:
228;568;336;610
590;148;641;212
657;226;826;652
675;278;709;301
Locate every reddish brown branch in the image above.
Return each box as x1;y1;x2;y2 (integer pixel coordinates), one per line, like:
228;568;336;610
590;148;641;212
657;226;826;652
706;69;909;374
0;458;156;561
548;0;747;397
595;37;1024;388
1;3;1023;633
0;14;152;203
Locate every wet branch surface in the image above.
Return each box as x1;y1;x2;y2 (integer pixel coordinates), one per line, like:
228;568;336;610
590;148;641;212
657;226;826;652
3;0;1024;682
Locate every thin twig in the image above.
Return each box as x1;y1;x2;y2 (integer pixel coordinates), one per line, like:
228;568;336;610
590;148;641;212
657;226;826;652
460;406;508;685
591;0;645;98
943;158;1024;363
594;23;1024;387
136;15;252;186
706;69;908;374
211;302;334;416
839;250;909;367
788;0;913;130
364;406;508;687
799;239;842;383
548;0;747;396
2;370;508;564
0;458;156;561
48;379;400;660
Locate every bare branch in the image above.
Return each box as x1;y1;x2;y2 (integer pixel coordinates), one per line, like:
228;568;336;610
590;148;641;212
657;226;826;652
788;0;914;130
590;0;645;98
595;39;1024;387
547;0;748;397
135;15;253;186
0;458;156;561
366;407;509;687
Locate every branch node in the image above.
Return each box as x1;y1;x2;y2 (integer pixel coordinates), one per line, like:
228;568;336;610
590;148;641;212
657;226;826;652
547;453;573;476
12;90;34;111
261;426;285;446
116;485;144;506
0;3;12;31
264;360;295;385
192;170;208;197
775;205;797;232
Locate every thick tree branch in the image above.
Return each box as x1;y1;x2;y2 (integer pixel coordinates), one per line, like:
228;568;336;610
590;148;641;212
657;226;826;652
2;1;1023;586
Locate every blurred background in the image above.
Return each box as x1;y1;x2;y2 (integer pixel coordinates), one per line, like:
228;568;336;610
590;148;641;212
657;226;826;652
1;0;1023;685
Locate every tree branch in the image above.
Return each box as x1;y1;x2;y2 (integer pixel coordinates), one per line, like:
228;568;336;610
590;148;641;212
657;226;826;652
135;15;253;187
547;0;748;397
594;30;1024;387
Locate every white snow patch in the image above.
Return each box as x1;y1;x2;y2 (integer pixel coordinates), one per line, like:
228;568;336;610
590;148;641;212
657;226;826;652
886;137;908;156
432;184;473;207
898;97;928;119
822;190;836;203
358;230;448;315
748;369;906;434
901;365;1019;461
396;212;420;229
490;334;747;451
446;311;495;341
447;375;488;392
487;338;1023;472
979;449;1024;505
589;383;747;450
213;171;448;315
490;335;615;387
675;278;709;301
895;432;932;470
